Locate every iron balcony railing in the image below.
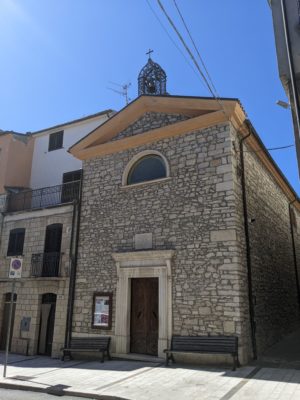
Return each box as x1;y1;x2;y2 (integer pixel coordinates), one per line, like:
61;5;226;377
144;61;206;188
31;252;63;277
6;181;80;213
0;194;7;212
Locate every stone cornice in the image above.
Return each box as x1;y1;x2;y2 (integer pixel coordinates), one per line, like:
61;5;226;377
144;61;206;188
69;96;243;159
112;250;175;263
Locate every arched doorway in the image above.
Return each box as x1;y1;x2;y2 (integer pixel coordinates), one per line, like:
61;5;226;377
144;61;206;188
0;293;17;351
38;293;56;356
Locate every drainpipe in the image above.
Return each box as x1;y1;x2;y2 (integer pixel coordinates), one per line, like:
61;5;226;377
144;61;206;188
289;200;300;310
239;128;257;360
0;195;7;253
64;200;77;347
64;178;83;348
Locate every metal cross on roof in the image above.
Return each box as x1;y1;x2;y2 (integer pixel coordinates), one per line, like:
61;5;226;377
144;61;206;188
146;49;154;59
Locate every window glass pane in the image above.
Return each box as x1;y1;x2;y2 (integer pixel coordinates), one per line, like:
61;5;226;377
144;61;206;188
7;228;25;256
127;155;166;185
48;131;64;151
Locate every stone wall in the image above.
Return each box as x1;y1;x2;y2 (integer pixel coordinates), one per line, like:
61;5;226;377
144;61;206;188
0;205;74;357
112;112;190;141
0;206;73;279
292;208;300;288
0;279;68;357
74;118;251;362
231;126;300;356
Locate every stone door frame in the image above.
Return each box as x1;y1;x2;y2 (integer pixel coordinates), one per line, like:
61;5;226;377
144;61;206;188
112;250;174;358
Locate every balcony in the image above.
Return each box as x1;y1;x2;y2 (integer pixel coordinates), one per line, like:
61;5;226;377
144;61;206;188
5;181;80;213
31;252;63;277
0;194;7;212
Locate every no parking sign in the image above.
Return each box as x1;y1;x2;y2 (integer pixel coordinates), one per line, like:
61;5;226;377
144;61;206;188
9;258;23;279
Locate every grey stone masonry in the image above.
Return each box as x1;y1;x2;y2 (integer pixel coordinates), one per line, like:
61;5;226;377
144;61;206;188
0;205;74;357
73;110;299;365
74;117;250;362
111;112;190;141
231;124;300;356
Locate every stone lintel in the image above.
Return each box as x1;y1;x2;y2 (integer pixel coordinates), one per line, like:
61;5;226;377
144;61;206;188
210;229;237;242
112;250;175;264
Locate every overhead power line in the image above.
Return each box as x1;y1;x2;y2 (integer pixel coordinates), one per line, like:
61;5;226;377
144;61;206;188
144;0;206;89
172;0;220;99
240;144;295;153
156;0;226;115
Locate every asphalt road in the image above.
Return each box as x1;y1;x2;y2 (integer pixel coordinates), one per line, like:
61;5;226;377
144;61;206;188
0;388;97;399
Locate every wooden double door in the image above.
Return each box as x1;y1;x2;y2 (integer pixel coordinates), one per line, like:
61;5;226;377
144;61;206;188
130;278;158;356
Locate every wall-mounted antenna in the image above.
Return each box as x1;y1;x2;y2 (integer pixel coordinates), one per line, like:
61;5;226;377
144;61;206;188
107;81;131;105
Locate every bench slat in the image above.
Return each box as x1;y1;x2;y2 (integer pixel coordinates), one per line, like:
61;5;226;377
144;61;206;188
165;335;239;371
61;337;111;363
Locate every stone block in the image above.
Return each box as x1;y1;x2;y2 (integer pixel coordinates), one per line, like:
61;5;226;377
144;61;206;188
216;180;233;192
134;233;153;250
210;230;237;242
223;321;235;333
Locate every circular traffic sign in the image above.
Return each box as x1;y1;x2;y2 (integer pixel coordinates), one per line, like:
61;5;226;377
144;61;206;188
11;259;22;270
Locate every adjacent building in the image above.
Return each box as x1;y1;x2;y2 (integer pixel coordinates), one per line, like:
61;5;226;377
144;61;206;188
0;131;34;194
0;110;113;357
268;0;300;175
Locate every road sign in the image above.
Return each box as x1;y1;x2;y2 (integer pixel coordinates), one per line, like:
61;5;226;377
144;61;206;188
9;258;23;279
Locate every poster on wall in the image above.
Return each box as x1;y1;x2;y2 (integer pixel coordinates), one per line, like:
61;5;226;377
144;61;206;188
93;293;112;329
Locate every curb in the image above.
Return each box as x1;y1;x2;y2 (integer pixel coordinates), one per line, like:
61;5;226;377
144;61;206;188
0;380;127;400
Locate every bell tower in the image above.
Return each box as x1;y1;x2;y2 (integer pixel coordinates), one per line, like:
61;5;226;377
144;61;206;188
138;50;167;96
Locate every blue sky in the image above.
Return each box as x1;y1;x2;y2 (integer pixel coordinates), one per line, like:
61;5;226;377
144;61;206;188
0;0;299;193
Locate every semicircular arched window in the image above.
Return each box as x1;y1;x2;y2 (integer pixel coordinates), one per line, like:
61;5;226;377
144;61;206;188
127;154;167;185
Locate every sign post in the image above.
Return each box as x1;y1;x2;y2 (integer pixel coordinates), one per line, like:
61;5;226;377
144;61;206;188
3;258;22;378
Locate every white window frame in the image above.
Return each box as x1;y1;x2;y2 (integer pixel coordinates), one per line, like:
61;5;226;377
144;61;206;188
122;150;170;187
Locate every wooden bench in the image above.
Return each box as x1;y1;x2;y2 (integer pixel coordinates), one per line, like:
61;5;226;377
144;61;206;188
61;337;111;363
164;335;240;370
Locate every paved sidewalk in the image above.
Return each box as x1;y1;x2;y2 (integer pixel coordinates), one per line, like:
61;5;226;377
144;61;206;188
0;353;300;399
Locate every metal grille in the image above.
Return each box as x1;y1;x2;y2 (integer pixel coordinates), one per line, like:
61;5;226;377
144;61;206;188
31;252;62;277
138;58;167;96
6;181;80;213
0;194;6;212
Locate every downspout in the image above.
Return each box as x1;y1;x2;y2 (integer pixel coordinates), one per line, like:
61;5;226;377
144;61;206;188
0;195;7;253
289;200;300;310
64;177;83;348
239;127;257;360
64;199;77;347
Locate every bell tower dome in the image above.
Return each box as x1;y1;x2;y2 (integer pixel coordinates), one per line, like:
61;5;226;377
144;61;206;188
138;50;167;96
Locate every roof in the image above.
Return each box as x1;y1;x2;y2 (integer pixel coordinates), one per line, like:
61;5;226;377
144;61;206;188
0;130;31;144
69;94;245;156
69;94;299;208
0;130;26;137
0;109;115;138
32;109;115;135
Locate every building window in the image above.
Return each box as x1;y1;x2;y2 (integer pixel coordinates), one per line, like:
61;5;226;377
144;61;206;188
61;170;82;203
7;228;25;256
48;131;64;152
125;152;168;186
92;292;112;329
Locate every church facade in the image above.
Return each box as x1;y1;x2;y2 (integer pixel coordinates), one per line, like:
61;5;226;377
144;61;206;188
69;58;300;364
